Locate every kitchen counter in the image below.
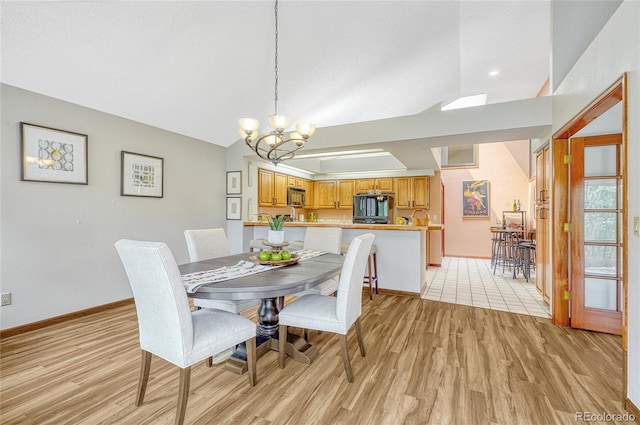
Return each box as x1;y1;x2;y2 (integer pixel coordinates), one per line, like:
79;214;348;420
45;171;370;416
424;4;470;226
243;222;444;296
244;221;443;232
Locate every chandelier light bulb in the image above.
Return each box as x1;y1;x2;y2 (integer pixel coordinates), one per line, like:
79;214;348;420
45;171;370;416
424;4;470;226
295;122;316;138
268;114;291;132
238;118;260;133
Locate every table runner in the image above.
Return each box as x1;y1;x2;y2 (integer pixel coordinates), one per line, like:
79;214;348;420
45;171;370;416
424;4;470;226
183;250;327;293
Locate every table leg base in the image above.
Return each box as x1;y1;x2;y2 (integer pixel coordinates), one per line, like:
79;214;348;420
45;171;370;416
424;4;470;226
282;332;319;364
223;332;319;374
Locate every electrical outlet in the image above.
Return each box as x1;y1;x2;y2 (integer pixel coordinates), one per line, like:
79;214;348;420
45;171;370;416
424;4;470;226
634;216;640;236
1;292;11;306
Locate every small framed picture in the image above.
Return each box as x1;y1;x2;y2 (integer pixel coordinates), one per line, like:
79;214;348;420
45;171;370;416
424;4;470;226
227;197;242;220
20;122;88;184
227;171;242;194
462;180;489;217
121;151;164;198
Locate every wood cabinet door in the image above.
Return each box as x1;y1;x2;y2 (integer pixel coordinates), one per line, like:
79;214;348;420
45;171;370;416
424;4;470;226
394;177;411;208
337;180;355;209
315;181;337;208
412;177;430;209
274;173;288;207
356;179;374;194
375;178;394;193
303;179;314;208
258;169;275;207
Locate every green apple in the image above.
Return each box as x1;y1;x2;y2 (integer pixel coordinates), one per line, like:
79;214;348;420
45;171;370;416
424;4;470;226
270;252;282;262
281;250;291;260
259;250;271;261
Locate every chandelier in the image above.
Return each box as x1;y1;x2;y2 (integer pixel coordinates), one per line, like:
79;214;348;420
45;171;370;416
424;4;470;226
238;0;315;166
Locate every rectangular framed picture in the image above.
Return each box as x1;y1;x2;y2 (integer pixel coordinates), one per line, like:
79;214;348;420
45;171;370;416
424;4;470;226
462;180;489;217
121;151;164;198
20;122;88;184
227;197;242;220
227;171;242;194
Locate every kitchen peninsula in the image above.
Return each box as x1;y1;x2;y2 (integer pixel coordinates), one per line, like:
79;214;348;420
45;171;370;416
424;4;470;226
243;221;443;296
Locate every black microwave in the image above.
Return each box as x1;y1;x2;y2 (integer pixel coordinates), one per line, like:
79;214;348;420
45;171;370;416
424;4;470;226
353;194;394;224
287;187;306;207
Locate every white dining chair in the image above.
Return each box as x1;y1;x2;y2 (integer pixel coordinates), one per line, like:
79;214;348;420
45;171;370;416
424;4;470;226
184;229;260;314
278;233;375;382
115;239;257;425
292;227;343;297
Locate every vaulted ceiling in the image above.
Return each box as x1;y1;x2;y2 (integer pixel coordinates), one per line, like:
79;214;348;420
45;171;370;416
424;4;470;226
1;1;621;175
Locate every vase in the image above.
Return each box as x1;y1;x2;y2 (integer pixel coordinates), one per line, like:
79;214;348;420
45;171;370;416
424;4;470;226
267;230;285;245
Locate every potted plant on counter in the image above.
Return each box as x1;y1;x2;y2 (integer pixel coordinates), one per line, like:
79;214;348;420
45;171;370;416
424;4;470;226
265;214;286;244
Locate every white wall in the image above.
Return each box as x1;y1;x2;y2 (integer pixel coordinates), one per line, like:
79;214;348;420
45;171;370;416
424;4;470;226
0;84;227;329
552;0;640;407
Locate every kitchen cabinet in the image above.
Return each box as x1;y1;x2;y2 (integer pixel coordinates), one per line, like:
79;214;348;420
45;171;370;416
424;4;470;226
356;179;374;194
394;177;429;209
287;175;304;188
356;178;394;194
314;180;355;209
258;168;288;207
535;146;551;302
303;178;314;208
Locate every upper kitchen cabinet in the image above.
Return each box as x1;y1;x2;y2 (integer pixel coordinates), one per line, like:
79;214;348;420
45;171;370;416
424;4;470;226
303;179;314;208
315;180;355;209
394;177;429;209
258;168;288;207
355;178;394;194
287;175;304;188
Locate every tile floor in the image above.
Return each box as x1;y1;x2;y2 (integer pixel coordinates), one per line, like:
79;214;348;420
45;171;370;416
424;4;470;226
423;257;550;318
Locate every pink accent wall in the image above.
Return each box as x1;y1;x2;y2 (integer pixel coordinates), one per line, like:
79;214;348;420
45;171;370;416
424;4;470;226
441;140;530;258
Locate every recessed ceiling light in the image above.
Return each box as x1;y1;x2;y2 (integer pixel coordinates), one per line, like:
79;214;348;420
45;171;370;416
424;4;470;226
489;70;500;76
441;94;488;111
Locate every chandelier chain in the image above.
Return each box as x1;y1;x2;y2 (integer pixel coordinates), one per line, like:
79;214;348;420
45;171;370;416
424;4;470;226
274;0;279;115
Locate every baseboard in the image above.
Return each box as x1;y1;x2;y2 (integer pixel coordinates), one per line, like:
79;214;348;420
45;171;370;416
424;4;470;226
444;254;491;260
376;288;421;298
625;398;640;423
0;298;134;339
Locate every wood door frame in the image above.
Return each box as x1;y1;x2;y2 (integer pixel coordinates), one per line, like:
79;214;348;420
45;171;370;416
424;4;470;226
551;74;628;400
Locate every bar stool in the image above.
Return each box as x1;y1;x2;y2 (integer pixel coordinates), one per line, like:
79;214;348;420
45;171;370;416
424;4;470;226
341;242;378;300
513;241;535;281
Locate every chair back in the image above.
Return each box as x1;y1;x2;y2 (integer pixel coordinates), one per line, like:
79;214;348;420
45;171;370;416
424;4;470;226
184;228;230;262
303;227;343;254
115;239;193;367
336;233;375;327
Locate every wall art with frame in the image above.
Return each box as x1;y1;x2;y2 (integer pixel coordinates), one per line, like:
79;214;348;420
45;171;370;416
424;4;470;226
227;171;242;194
20;122;88;184
227;197;242;220
121;151;164;198
462;180;489;217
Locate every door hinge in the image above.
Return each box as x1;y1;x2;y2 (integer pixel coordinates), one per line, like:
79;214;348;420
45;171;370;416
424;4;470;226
563;290;572;300
563;154;572;165
564;223;572;232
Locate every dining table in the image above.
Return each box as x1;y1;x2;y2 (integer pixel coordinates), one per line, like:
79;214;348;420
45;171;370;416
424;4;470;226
179;250;344;374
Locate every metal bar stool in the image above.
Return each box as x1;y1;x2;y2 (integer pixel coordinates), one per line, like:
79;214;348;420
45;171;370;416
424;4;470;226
341;242;378;299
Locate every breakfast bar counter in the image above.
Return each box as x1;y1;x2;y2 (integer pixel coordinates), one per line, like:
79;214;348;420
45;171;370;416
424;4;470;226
243;221;443;296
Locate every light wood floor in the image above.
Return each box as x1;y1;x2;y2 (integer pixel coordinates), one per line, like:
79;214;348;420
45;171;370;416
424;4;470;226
0;295;627;424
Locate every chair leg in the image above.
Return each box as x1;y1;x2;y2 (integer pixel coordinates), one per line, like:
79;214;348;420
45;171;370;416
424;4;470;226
206;356;213;367
135;350;152;407
372;253;379;294
339;334;354;383
279;324;287;369
176;367;191;425
355;317;366;357
246;336;257;387
366;255;373;300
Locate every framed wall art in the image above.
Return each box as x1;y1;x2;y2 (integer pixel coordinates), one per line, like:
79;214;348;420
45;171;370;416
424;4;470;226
462;180;489;217
121;151;164;198
227;197;242;220
20;122;88;184
227;171;242;194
